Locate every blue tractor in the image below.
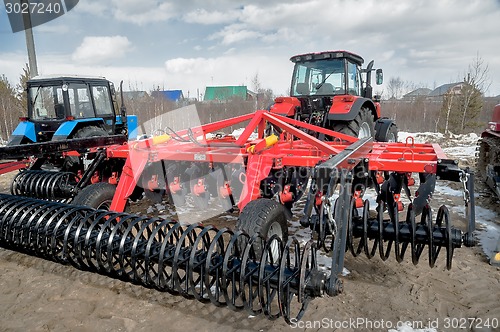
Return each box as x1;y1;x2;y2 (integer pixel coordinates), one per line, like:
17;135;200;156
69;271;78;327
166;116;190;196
0;75;138;201
9;75;137;145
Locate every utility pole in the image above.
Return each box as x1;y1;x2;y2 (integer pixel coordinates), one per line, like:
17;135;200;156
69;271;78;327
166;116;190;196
21;0;38;77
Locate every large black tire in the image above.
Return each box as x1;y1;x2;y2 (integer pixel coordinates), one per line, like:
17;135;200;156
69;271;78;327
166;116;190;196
381;123;398;142
477;139;490;180
63;126;109;172
478;136;500;180
72;182;116;210
331;107;375;139
73;125;108;138
236;198;288;257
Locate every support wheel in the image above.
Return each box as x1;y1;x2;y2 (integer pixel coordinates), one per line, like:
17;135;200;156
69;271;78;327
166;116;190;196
72;182;116;210
236;199;288;257
382;123;398;142
331;107;374;139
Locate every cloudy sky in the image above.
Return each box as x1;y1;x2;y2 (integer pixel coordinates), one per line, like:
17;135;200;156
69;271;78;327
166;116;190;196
1;0;499;98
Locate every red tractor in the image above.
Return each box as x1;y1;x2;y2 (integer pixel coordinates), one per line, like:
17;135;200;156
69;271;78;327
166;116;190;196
269;50;397;141
478;104;500;266
478;104;500;198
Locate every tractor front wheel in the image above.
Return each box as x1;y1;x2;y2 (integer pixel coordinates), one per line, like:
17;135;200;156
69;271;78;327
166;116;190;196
331;107;375;139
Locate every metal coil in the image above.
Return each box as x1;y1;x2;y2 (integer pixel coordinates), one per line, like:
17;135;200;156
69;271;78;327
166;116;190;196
10;170;78;201
0;194;326;324
347;197;461;270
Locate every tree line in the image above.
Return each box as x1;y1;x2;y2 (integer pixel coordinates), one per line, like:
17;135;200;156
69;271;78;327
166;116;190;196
0;65;29;142
0;58;497;143
382;54;495;134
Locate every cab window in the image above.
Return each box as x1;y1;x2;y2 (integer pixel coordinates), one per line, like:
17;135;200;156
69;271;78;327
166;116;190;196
92;86;114;116
68;84;94;118
347;61;361;96
29;86;65;120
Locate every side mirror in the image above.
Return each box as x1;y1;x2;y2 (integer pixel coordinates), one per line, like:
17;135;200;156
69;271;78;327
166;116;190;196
376;69;383;85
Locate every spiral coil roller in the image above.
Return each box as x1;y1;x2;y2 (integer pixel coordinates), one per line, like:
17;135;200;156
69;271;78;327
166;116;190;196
10;170;78;201
0;194;327;324
346;193;462;270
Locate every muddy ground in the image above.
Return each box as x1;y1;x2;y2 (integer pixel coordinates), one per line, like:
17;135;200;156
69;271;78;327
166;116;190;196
0;155;499;331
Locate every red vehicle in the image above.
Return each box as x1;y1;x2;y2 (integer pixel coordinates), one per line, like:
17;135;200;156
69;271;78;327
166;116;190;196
478;103;500;198
270;50;397;141
478;104;500;266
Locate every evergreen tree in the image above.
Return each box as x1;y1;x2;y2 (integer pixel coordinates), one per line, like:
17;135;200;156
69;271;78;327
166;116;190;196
0;75;23;142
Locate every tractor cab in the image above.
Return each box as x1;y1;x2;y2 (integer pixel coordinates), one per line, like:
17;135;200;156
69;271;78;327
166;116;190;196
290;50;382;99
9;75;129;145
270;50;393;141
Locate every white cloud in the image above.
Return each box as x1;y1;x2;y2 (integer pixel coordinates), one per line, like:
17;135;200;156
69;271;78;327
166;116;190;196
0;51;169;94
110;0;175;25
3;0;500;97
209;25;263;45
72;36;133;65
74;0;108;16
164;53;294;96
183;9;241;25
165;57;217;74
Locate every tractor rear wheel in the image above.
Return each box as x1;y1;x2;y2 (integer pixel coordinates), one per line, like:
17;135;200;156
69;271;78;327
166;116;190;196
236;198;288;258
72;182;116;210
64;126;109;172
331;107;375;139
74;126;108;138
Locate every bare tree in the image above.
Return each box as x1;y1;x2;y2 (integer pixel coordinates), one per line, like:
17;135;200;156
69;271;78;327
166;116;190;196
251;71;274;110
439;54;490;134
458;54;490;132
387;77;405;100
441;92;455;134
251;72;261;94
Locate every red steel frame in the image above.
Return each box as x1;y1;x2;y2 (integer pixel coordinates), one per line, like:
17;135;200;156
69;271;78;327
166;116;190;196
103;111;452;213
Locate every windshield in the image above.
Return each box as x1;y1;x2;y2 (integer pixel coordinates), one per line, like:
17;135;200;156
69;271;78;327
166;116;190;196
291;58;346;96
29;85;65;120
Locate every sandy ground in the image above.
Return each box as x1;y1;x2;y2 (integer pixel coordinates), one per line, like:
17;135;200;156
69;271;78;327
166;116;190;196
0;154;499;331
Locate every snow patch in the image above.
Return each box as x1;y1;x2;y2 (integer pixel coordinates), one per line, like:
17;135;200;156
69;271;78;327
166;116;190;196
231;128;258;140
388;322;437;332
434;183;463;197
451;205;500;259
398;131;444;144
443;146;477;159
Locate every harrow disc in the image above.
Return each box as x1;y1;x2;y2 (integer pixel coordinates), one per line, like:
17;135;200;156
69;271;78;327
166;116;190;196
346;196;462;270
